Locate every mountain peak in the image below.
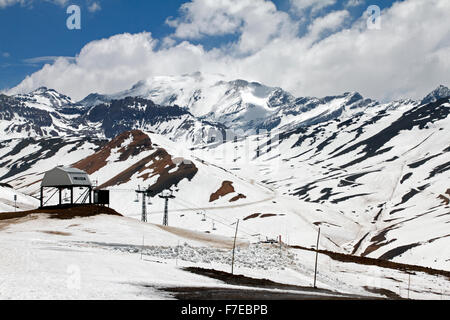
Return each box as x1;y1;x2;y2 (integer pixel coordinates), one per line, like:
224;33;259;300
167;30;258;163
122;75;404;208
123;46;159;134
421;85;450;105
33;86;49;93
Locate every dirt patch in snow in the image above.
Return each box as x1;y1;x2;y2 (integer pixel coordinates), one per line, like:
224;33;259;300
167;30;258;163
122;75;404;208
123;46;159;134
290;245;450;280
74;130;153;175
229;193;247;202
182;267;341;294
243;213;261;221
243;213;285;221
0;214;38;231
210;181;235;202
438;194;450;205
360;226;399;257
40;231;72;236
363;286;403;299
98;148;198;196
0;205;122;221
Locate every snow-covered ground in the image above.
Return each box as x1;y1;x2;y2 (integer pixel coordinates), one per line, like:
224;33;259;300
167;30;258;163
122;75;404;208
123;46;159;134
0;211;448;300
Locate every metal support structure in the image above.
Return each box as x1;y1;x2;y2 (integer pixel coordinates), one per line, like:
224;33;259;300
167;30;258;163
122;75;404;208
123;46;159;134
142;193;147;222
40;187;44;208
136;187;153;223
159;190;175;226
163;197;169;226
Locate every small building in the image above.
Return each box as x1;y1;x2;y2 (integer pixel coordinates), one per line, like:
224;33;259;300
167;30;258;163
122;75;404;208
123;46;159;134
40;166;93;208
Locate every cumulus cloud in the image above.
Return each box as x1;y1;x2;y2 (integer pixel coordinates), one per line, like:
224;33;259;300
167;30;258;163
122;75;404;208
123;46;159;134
166;0;298;54
8;0;450;103
307;10;350;41
345;0;364;8
290;0;337;15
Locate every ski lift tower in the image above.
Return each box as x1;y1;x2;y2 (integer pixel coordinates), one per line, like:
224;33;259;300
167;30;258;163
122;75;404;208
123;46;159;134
135;186;153;222
159;189;175;226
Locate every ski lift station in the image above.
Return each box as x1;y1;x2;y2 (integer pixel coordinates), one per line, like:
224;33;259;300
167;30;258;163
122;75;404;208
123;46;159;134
40;166;109;208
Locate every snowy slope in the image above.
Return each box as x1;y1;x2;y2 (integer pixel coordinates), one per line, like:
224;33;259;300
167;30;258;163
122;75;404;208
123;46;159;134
1;95;449;270
0;208;448;299
192;97;450;269
0;185;39;212
0;136;106;193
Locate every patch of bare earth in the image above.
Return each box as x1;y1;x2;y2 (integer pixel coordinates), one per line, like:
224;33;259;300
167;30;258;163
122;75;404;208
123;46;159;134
40;231;72;236
360;226;399;257
98;148;198;196
229;194;247;202
0;214;39;231
243;213;285;221
363;286;403;299
290;245;450;280
438;194;450;205
210;181;235;202
74;130;153;175
0;205;122;221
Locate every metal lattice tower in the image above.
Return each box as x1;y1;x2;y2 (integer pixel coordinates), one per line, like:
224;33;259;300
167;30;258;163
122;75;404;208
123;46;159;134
159;190;175;226
136;187;152;223
142;193;147;222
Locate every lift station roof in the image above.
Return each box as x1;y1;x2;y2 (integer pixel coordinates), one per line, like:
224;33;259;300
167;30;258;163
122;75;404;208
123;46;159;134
41;166;92;188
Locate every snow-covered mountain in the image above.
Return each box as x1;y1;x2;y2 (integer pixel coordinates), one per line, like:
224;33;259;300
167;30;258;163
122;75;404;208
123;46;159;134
1;74;448;148
82;73;381;134
0;88;224;144
192;96;450;269
0;78;449;273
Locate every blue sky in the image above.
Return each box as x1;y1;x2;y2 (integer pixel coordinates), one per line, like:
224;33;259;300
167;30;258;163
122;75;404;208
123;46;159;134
2;0;447;102
0;0;399;90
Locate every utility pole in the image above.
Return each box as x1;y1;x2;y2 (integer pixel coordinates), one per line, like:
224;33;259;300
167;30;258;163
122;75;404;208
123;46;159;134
231;219;240;275
159;190;175;226
313;228;321;289
408;274;411;299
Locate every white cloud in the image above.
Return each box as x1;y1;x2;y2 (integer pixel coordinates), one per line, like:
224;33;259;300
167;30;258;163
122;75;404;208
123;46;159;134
0;0;25;8
23;56;75;64
2;52;10;58
290;0;337;15
8;0;450;103
166;0;298;54
0;0;71;9
88;1;101;13
345;0;364;8
307;10;350;41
